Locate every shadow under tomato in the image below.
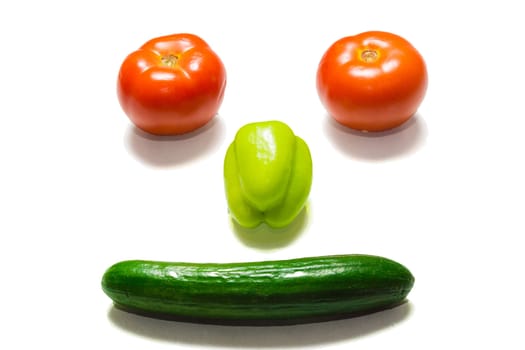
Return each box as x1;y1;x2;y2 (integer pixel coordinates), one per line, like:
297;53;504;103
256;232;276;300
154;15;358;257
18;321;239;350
323;113;427;161
230;203;310;250
124;116;226;167
107;300;413;347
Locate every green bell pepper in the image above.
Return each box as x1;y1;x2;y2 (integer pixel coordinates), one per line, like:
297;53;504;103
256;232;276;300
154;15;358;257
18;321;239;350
224;120;313;228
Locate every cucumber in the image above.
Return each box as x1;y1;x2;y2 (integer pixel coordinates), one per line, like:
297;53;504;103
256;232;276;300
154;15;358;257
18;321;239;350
101;254;414;325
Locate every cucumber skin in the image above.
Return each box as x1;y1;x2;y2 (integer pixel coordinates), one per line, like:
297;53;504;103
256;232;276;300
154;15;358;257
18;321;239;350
102;254;414;325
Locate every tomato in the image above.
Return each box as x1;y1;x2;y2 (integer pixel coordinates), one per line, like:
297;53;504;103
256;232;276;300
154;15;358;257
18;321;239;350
117;33;227;135
316;31;428;132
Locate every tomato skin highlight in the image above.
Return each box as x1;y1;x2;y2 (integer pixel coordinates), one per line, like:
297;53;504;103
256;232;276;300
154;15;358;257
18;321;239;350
117;33;227;135
316;31;428;132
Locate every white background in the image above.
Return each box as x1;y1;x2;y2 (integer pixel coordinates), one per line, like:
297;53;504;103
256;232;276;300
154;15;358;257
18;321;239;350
1;0;524;348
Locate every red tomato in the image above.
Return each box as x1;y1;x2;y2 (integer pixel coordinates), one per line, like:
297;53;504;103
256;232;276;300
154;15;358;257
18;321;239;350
117;33;227;135
316;31;428;132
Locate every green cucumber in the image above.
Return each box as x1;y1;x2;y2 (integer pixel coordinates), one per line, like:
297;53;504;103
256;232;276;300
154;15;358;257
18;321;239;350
101;254;414;325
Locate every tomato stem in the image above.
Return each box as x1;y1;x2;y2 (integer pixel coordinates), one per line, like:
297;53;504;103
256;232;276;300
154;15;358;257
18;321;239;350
361;49;378;63
161;54;179;68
